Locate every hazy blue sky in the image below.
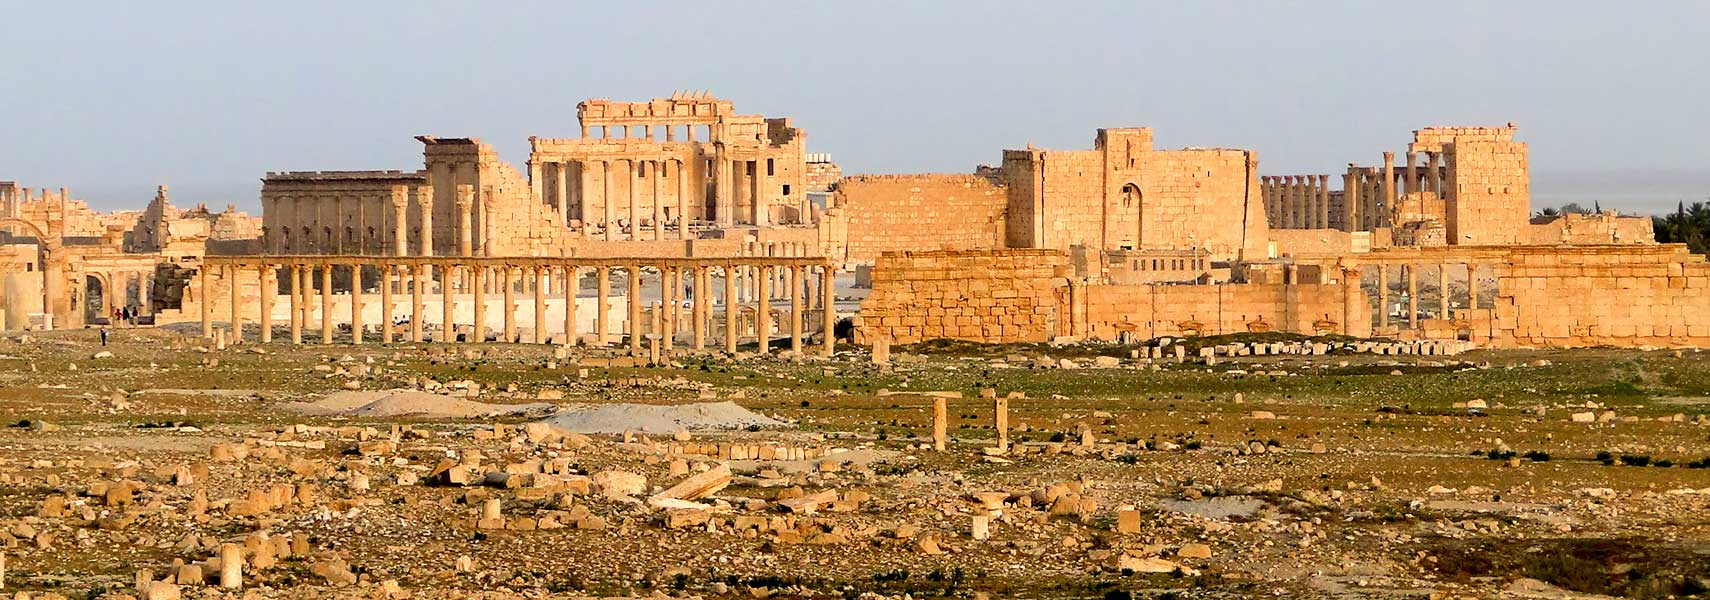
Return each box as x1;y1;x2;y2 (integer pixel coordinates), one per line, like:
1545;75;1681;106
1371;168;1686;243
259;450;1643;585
5;1;1707;214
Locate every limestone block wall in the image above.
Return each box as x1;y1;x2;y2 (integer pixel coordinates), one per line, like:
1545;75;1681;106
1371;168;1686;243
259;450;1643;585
855;250;1067;344
1528;213;1654;245
1080;282;1348;341
1270;229;1358;257
1493;246;1710;347
1445;140;1529;245
833;175;1007;264
1135;149;1266;260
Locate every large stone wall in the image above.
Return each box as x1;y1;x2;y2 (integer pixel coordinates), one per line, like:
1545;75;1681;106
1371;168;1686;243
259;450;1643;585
1000;129;1266;261
832;175;1007;264
855;250;1067;344
1081;281;1348;341
1528;213;1654;245
1494;246;1710;347
1445;139;1530;245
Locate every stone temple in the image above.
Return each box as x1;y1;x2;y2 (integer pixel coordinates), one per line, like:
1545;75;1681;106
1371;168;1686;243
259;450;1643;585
1;93;1703;350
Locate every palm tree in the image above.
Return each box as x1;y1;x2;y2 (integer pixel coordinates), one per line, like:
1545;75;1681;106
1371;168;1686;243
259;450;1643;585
1655;200;1710;254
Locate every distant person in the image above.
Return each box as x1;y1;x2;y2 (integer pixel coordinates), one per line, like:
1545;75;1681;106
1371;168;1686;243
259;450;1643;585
99;327;109;346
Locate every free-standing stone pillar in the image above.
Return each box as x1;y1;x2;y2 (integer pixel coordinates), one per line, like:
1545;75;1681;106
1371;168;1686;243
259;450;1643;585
456;185;474;257
554;163;569;216
933;396;947;451
320;266;334;343
289;265;302;344
259;267;274;343
662;266;677;352
417;186;434;257
473;266;487;343
627;265;643;355
200;266;212;338
1382;152;1396;228
411;266;424;342
532;267;546;344
381;265;395;343
480;188;495;257
1343;170;1360;232
441;266;457;342
628;162;640;241
821;265;836;356
391;185;408;257
1316;174;1330;229
755;266;771;354
677;160;690;240
789;265;804;354
1438;263;1450;319
229;266;243;343
1427;152;1442;195
994;396;1009;452
652;161;665;241
724;265;738;354
350;265;364;345
1376;264;1389;329
596;266;611;345
563;266;579;346
691;266;707;350
1466;263;1479;311
1404;152;1418;196
219;542;242;589
602;161;616;242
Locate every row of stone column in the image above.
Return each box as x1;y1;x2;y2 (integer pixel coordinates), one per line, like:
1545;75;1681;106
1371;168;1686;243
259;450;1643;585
577;122;710;142
1260;175;1331;229
199;260;838;357
1363;262;1485;330
267;185;435;257
86;271;153;321
532;158;703;241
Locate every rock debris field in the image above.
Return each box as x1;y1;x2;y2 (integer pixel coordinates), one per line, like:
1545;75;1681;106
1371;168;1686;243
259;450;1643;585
0;328;1707;600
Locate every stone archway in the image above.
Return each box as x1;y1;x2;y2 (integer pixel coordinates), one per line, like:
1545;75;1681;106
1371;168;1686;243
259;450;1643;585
1120;183;1143;248
0;218;63;330
84;274;109;324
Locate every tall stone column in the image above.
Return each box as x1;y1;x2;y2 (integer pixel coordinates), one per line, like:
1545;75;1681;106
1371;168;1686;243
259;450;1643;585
627;161;641;241
441;266;457;342
652;160;665;241
1466;263;1479;311
289;266;303;344
1261;177;1275;226
381;265;395;343
391;185;408;257
320;265;334;344
755;265;771;355
677;160;691;240
472;266;487;343
499;266;513;345
1341;266;1366;337
1376;264;1389;329
714;147;733;227
1438;263;1450;319
259;267;274;343
528;160;542;206
200;266;212;338
532;267;547;344
415;186;434;259
554;163;569;215
350;265;364;345
728;264;742;355
563;266;579;346
229;266;243;343
627;265;643;356
1407;265;1419;329
480;187;495;257
756;160;770;228
411;266;424;343
1426;152;1442;195
662;266;677;351
1343;170;1360;232
691;266;707;350
1381;152;1396;228
596;266;611;345
821;264;836;356
1409;151;1422;196
138;272;151;315
788;265;803;354
456;185;474;257
1316;174;1331;230
602;161;616;242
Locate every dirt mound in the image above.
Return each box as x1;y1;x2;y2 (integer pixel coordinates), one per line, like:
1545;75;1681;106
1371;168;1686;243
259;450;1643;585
284;390;551;419
538;401;783;434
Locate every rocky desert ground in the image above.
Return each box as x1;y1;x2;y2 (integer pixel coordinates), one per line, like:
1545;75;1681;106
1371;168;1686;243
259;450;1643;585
1;327;1707;600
